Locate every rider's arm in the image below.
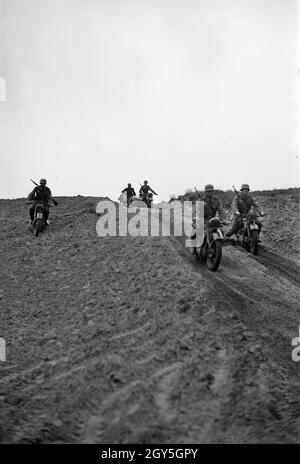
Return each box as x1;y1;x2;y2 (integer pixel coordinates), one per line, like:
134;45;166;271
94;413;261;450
231;196;238;214
48;188;53;202
217;200;226;221
251;196;263;215
149;187;157;195
27;187;37;201
48;188;58;206
132;189;136;196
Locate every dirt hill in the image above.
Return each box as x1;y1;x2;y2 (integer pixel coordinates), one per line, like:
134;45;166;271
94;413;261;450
0;192;299;443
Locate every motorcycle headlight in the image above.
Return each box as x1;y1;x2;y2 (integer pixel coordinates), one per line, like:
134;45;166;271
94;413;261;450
208;217;221;228
35;203;44;212
247;212;257;221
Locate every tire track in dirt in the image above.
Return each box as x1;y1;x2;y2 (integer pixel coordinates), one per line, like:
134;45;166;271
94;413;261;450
169;234;299;368
254;246;299;286
167;234;300;443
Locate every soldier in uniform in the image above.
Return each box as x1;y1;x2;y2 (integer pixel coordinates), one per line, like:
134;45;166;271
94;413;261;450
139;180;157;198
121;183;136;206
191;184;226;239
226;184;264;238
28;178;58;224
202;184;226;222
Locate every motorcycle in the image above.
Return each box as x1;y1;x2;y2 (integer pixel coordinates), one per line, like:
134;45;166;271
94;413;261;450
26;202;48;236
140;192;153;208
119;192;140;207
235;212;265;256
192;217;225;272
33;203;48;236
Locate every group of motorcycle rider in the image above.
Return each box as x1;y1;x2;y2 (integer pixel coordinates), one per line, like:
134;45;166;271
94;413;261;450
121;180;158;207
27;178;264;241
188;183;264;241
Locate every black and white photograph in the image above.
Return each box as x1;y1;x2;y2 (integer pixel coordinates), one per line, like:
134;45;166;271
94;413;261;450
0;0;299;448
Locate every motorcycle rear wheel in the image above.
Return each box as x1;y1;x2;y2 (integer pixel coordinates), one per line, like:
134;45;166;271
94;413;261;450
206;240;222;272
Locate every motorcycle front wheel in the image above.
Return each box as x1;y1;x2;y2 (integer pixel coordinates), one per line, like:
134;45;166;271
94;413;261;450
242;229;250;251
194;246;202;260
250;230;258;256
33;219;42;237
206;240;222;272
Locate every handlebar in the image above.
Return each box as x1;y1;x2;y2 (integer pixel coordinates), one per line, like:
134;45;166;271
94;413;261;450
25;202;53;207
234;212;267;218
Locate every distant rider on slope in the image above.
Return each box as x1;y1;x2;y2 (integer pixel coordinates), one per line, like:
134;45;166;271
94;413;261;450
121;183;136;206
28;178;58;225
139;180;157;200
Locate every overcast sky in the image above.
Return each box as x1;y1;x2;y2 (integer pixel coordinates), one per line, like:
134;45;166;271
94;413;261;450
0;0;298;201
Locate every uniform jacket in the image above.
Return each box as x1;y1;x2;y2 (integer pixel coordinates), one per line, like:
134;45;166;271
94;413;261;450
139;185;156;196
122;187;136;197
203;194;225;220
28;186;53;204
231;193;262;215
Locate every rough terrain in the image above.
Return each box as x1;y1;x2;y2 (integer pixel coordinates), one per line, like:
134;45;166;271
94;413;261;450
0;192;299;444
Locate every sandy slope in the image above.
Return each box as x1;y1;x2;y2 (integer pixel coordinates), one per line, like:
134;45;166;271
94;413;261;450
0;197;299;443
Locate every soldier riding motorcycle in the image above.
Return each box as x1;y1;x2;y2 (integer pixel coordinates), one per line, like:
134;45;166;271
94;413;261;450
27;178;58;236
121;183;137;207
191;184;228;271
30;202;49;236
139;180;157;208
226;184;265;255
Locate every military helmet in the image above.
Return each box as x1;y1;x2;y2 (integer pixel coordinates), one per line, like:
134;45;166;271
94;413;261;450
144;180;148;184
240;183;250;191
40;178;47;185
204;184;214;192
